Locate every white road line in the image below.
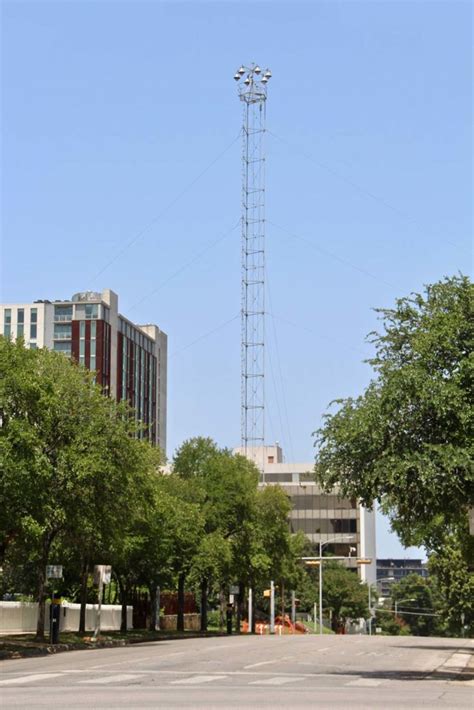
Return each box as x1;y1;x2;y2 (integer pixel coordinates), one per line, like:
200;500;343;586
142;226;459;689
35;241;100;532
79;673;142;685
250;676;306;686
90;652;187;669
244;656;293;669
346;678;383;687
171;675;227;685
0;673;63;686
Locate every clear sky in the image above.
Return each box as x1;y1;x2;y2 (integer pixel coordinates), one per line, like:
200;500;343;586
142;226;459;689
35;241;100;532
2;1;472;558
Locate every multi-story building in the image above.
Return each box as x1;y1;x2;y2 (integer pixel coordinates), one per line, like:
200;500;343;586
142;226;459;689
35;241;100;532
234;444;377;585
0;289;167;452
377;558;428;598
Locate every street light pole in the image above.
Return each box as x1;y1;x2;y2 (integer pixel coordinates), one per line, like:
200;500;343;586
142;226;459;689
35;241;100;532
270;580;275;634
356;557;373;636
395;597;416;618
319;542;323;636
368;583;372;636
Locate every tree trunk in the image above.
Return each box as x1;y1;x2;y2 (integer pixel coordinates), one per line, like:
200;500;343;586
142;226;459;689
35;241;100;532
119;578;128;632
177;573;185;632
79;560;89;634
149;584;157;631
35;562;47;640
219;586;226;632
235;583;244;633
200;578;208;632
35;537;53;640
251;586;256;634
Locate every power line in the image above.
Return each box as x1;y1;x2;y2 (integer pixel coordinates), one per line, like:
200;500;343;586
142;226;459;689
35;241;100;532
266;272;296;463
170;314;239;358
267;311;370;358
130;219;240;311
267;130;465;251
269;219;397;290
383;609;440;617
266;330;288;456
91;133;240;283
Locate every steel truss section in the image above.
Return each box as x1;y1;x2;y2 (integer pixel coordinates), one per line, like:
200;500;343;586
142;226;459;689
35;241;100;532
234;64;272;474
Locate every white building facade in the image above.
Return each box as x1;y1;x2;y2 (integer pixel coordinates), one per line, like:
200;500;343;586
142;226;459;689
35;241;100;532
234;444;376;585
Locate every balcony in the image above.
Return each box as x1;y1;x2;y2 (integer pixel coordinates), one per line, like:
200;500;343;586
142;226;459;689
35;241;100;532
54;315;72;322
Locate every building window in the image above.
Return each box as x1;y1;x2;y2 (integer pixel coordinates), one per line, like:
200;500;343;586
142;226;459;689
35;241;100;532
85;303;98;319
30;342;37;350
268;456;274;463
54;305;73;322
17;308;24;337
54;323;72;340
90;322;96;371
54;341;71;355
30;308;38;340
79;320;85;365
4;308;11;337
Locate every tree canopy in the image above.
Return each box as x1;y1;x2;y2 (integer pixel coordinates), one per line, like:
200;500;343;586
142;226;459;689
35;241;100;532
314;275;473;552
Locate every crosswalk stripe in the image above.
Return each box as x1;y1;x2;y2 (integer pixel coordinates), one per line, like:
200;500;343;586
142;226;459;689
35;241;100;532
250;676;306;686
346;678;383;687
0;673;63;686
79;673;142;685
171;675;226;685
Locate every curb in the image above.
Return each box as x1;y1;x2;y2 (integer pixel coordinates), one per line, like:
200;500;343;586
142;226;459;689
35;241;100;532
0;632;228;660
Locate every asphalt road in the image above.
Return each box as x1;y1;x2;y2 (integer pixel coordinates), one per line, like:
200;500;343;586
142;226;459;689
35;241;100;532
0;634;472;708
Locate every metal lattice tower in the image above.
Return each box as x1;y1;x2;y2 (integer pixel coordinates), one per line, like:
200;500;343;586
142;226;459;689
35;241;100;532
234;64;272;470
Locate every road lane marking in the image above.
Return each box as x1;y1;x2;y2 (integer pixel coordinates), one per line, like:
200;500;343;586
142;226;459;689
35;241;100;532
0;673;63;686
244;656;294;669
250;676;306;686
79;674;142;685
90;652;187;669
346;678;383;687
171;675;227;685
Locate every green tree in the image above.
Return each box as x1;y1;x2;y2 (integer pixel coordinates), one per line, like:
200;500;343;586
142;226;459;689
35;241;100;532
428;529;474;637
390;574;441;636
314;276;473;553
173;438;260;631
0;337;159;638
321;562;369;632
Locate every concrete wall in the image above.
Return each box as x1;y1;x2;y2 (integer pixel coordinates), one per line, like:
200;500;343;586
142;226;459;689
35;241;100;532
0;602;133;635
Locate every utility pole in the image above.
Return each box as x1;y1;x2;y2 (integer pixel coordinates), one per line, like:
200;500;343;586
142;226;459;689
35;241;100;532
233;64;272;476
270;580;275;634
248;588;253;634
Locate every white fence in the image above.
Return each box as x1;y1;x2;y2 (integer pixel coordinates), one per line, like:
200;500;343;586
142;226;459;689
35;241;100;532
0;601;133;635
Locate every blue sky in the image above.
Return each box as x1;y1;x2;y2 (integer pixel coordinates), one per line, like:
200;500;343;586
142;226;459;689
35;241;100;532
2;1;472;557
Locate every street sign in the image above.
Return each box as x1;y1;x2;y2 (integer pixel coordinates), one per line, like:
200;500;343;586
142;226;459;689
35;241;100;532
94;565;112;585
229;585;240;595
263;589;271;598
46;565;63;579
